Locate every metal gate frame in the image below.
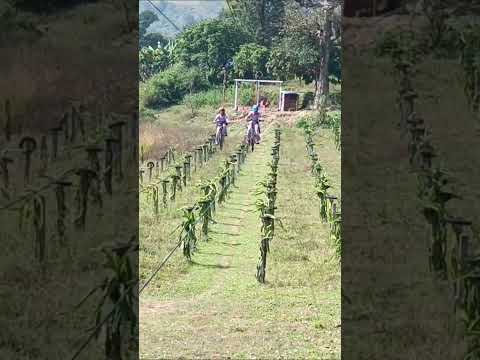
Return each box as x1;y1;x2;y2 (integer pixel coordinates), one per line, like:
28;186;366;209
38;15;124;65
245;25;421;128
233;79;283;111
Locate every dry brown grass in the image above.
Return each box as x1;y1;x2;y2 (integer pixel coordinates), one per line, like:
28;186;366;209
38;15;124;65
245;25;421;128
139;121;211;159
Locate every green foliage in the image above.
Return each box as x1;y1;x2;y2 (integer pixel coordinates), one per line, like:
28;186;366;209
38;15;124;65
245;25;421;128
140;63;208;109
182;93;202;118
267;35;316;82
75;238;138;359
181;207;197;260
297;109;340;149
139;10;159;39
223;0;286;47
302;125;340;258
139;11;168;51
182;87;225;109
233;43;270;79
267;31;341;84
139;46;171;82
141;32;167;49
179;85;260;109
173;19;252;84
329;43;342;83
375;29;427;68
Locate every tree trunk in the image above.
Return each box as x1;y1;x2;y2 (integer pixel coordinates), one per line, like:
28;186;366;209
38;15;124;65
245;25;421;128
314;8;332;110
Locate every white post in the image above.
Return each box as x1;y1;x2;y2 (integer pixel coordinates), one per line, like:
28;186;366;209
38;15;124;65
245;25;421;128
234;80;238;111
256;80;260;105
278;85;282;111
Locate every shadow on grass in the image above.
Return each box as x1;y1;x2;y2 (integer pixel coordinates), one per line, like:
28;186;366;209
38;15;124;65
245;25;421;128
190;260;232;269
216;241;242;246
222;216;244;221
210;230;240;237
217;222;242;227
227;202;254;207
196;251;234;257
223;207;253;213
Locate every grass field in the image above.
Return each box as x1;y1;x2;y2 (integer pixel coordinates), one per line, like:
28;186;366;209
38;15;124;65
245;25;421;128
139;105;341;358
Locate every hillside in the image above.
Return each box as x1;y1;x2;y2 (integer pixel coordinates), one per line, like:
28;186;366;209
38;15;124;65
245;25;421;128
139;0;226;38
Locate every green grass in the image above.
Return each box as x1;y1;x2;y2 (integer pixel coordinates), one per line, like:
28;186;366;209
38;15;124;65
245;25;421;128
139;119;340;359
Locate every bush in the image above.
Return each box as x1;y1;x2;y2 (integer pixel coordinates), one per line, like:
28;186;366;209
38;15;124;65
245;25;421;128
140;64;208;109
296;109;340;129
300;92;315;109
183;88;224;109
139;106;157;123
329;91;341;108
182;85;262;110
235;84;284;108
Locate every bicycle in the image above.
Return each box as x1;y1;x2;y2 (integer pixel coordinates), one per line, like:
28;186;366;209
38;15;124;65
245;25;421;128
216;123;226;150
246;121;259;152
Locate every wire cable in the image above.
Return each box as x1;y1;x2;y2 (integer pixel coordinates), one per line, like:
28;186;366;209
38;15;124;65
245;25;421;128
143;0;182;33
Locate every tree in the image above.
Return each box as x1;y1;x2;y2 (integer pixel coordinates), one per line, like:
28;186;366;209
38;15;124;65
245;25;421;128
267;35;318;82
139;10;158;40
140;32;167;49
233;43;270;79
173;19;252;84
283;0;342;109
267;31;340;84
223;0;287;47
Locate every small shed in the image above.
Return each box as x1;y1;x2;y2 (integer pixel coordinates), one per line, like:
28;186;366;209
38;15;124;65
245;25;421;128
280;91;299;111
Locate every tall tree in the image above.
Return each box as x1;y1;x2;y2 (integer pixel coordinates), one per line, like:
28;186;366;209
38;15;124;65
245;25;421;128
224;0;286;47
284;0;341;109
173;19;252;84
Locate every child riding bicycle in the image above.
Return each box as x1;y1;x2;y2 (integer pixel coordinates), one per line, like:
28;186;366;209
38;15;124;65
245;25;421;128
245;105;261;144
214;107;229;145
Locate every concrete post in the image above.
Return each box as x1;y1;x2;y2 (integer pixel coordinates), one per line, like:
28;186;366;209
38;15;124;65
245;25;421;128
234;80;239;111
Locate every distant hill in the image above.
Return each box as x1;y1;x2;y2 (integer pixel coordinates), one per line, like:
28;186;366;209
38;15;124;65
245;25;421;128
139;0;226;38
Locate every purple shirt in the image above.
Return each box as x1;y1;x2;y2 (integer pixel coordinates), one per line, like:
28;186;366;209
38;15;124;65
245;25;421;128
214;114;229;127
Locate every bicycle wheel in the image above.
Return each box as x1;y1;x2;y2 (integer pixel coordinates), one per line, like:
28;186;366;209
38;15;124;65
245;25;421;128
219;129;224;150
249;129;255;151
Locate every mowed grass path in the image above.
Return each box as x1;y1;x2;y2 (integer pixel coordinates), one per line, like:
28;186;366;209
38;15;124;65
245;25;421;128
140;124;340;359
